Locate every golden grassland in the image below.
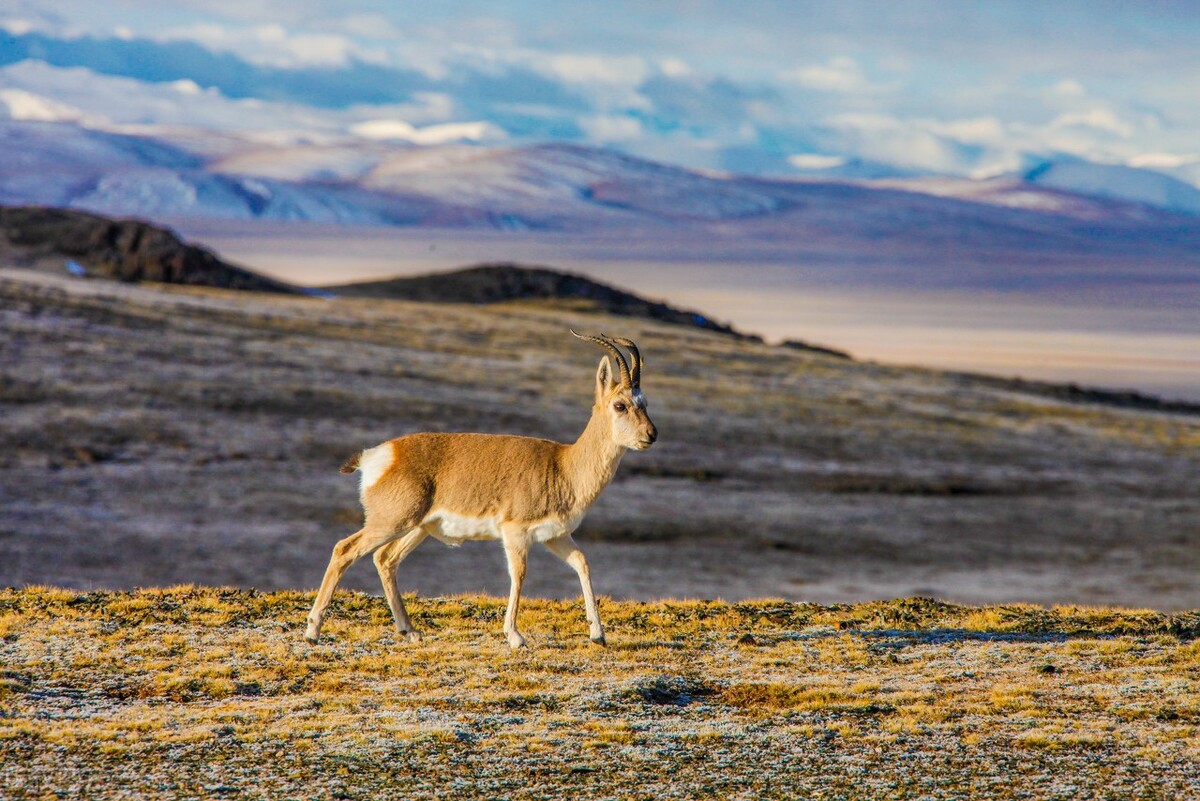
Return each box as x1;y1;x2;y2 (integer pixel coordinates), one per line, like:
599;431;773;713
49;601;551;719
3;586;1200;799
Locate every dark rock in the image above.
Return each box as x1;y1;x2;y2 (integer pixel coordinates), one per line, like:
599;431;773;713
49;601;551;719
779;338;853;360
0;205;300;294
628;675;715;706
326;262;763;341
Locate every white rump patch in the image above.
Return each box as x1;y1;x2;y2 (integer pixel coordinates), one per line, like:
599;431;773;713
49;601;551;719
358;444;395;493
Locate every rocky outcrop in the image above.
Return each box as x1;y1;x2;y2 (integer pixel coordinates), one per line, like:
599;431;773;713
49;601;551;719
328;262;763;341
0;205;299;293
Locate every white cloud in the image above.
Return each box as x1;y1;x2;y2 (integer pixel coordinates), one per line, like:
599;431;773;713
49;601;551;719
345;92;458;126
281;33;360;67
782;57;871;93
659;58;692;79
349;119;503;145
822;113;996;174
824;112;898;134
0;17;40;35
541;54;648;86
926;116;1007;146
0;88;89;122
579;114;642;142
1049;78;1087;98
0;60;340;138
169;79;204;95
1127;152;1199;169
335;13;405;40
1049;107;1134;138
161;22;366;67
5;5;1199;183
788;154;847;170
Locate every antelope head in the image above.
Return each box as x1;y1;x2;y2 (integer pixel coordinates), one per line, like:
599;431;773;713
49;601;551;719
573;331;658;451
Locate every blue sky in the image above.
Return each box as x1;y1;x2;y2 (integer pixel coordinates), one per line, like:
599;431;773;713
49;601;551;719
2;1;1199;181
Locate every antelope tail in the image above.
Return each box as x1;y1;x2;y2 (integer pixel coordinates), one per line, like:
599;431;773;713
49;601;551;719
339;453;362;474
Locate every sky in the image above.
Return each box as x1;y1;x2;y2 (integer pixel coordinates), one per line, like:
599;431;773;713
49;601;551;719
2;1;1199;182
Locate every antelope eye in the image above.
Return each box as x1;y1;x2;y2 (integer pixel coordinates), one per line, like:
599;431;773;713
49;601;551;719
613;402;627;413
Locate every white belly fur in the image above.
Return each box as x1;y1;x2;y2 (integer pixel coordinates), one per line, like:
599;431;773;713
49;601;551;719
422;509;584;547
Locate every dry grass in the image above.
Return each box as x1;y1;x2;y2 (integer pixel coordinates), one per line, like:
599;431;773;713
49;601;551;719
3;586;1200;799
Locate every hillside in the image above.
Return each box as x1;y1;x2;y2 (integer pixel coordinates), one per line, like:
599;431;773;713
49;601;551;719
2;268;1198;610
2;586;1199;799
326;262;783;345
1;205;809;342
0;205;299;293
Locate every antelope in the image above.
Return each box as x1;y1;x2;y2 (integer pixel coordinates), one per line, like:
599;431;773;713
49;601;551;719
305;332;658;649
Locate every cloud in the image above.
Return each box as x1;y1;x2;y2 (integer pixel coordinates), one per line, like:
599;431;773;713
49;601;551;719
658;58;692;79
345;92;458;126
1049;107;1134;138
819;113;1001;174
1049;78;1086;98
349;119;503;144
4;5;1200;184
783;57;873;93
168;78;204;95
162;23;368;68
0;60;344;137
579;114;642;142
1;18;42;35
540;54;648;86
925;117;1007;146
787;154;847;170
638;74;775;129
0;87;88;122
1127;152;1199;169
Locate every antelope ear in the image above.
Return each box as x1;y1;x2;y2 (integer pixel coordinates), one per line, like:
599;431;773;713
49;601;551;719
595;355;616;398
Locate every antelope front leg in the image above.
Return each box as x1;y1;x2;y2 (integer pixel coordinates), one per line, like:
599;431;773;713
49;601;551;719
545;535;605;645
501;528;529;649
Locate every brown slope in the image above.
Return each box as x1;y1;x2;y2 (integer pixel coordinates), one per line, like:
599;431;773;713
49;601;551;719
326;261;849;357
0;205;301;294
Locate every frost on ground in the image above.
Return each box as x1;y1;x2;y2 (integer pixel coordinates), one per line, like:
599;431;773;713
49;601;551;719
2;587;1200;799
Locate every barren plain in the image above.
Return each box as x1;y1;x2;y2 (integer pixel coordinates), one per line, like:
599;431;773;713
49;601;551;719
2;267;1198;608
3;588;1200;800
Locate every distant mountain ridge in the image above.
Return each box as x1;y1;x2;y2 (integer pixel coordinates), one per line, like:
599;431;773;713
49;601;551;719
3;120;1198;233
1023;159;1200;216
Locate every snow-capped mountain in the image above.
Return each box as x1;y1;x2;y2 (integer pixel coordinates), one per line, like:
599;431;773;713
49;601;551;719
1023;159;1200;216
4;118;1193;232
3;33;1199;221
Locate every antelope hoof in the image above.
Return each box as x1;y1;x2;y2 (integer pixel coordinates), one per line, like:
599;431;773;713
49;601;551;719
402;629;423;644
590;634;607;647
507;631;527;650
304;620;321;644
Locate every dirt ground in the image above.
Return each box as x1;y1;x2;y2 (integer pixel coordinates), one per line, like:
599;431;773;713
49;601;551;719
5;588;1200;800
2;268;1199;609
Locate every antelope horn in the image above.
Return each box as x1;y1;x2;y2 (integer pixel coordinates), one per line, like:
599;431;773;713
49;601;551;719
571;330;631;387
608;336;642;387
